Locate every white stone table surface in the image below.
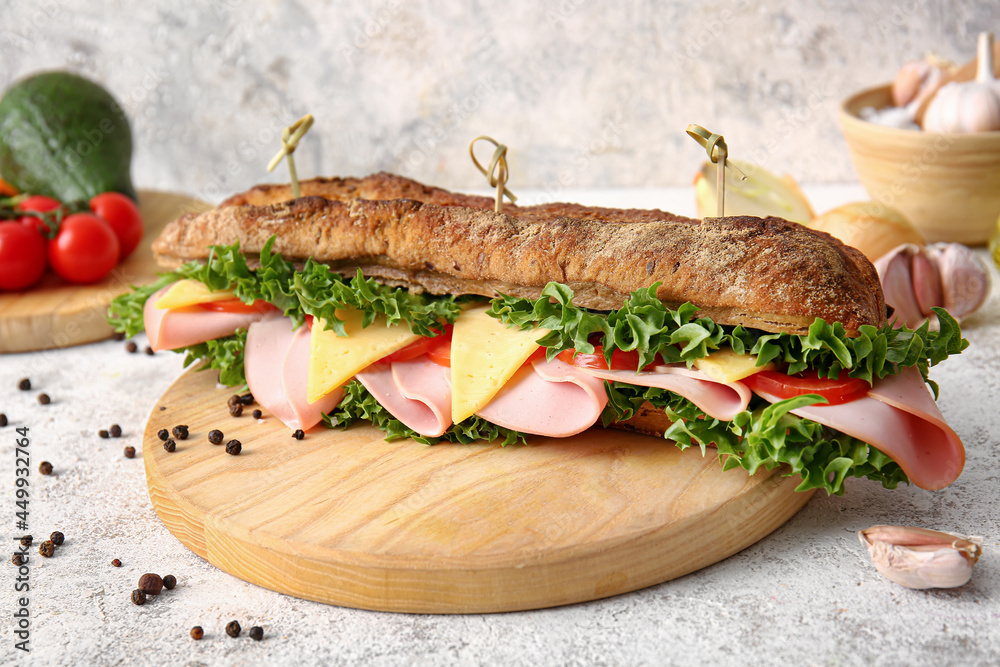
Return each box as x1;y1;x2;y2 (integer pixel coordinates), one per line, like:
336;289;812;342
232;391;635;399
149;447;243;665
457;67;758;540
1;186;998;667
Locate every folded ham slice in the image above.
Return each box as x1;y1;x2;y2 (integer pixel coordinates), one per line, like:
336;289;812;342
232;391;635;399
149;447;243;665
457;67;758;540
245;315;343;430
356;357;453;437
752;366;964;491
143;284;268;352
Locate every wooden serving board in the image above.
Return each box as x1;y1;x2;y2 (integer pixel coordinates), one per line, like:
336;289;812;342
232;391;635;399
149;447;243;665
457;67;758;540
0;190;211;353
145;367;816;613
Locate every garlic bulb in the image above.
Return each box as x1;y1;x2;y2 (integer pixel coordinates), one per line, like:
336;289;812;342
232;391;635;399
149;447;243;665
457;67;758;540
859;525;982;589
923;33;1000;133
808;202;924;262
892;55;954;108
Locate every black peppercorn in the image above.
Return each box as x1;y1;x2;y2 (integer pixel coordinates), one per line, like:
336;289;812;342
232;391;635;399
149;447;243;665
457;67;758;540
292;429;305;440
138;573;163;595
157;428;169;441
38;541;54;557
12;553;25;566
98;429;109;439
131;589;146;605
126;341;138;353
144;345;154;356
208;429;224;445
110;424;122;437
229;403;243;417
19;535;32;547
252;409;262;420
18;378;31;391
240;393;254;405
225;620;241;638
172;425;189;440
225;439;242;455
162;574;176;590
37;393;50;405
163;439;176;453
249;626;264;641
112;558;122;567
49;531;64;546
112;331;126;341
0;413;7;427
190;626;204;640
124;446;136;459
38;461;53;475
227;395;241;408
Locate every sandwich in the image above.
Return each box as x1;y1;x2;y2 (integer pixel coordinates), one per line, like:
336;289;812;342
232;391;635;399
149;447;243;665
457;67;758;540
109;173;968;496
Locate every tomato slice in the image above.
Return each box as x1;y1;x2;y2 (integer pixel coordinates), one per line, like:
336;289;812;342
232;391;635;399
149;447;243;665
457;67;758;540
556;346;654;372
380;325;454;366
742;370;870;405
198;298;279;315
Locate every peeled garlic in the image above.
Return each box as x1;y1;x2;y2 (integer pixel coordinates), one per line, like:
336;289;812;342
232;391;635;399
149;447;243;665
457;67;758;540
859;525;982;589
809;202;925;262
693;159;814;224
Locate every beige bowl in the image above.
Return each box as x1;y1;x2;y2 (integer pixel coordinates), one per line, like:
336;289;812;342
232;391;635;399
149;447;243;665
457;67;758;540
840;84;1000;245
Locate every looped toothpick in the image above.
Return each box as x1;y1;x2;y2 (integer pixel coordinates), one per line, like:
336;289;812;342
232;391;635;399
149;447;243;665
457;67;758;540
268;114;315;199
686;124;746;217
469;135;517;213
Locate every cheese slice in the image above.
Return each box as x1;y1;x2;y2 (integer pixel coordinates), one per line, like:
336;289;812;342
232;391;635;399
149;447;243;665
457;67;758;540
450;305;550;423
307;309;421;403
692;347;770;384
154;279;235;309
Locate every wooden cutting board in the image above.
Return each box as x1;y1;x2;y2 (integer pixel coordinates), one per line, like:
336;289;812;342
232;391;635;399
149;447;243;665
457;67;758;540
145;366;816;613
0;190;210;353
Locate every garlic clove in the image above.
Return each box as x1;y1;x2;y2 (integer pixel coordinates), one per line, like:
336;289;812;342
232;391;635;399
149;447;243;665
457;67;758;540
875;245;924;328
910;248;943;316
927;243;991;319
859;525;982;589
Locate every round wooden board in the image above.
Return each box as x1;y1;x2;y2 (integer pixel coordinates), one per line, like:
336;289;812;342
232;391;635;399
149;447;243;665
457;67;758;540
145;367;816;614
0;190;211;353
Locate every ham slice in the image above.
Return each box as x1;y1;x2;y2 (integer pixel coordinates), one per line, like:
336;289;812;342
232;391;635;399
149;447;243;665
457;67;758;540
571;365;752;421
245;315;343;431
476;358;607;437
752;366;964;491
143;285;267;352
356;357;453;437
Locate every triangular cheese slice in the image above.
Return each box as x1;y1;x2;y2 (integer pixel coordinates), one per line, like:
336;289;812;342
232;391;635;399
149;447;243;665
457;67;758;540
154;279;235;309
450;305;550;423
693;348;770;383
307;309;421;403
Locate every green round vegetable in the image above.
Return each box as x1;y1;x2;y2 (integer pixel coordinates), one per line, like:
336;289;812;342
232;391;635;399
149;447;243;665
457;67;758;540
0;71;136;201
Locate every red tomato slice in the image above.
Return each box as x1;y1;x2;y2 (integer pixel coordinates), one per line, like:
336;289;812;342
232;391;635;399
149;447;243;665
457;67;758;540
197;298;279;315
556;346;653;371
742;370;870;405
384;336;438;364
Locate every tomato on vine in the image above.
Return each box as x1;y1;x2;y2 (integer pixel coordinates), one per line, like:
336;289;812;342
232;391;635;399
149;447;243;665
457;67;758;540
0;222;47;290
47;213;120;284
89;192;143;260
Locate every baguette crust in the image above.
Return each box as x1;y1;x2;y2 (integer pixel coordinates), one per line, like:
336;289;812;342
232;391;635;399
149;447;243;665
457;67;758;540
153;188;886;335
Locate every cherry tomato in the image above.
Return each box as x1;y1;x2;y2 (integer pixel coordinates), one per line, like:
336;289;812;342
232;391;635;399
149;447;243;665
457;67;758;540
0;222;47;290
742;370;871;406
17;195;62;236
556;346;655;372
47;213;120;284
198;298;279;315
89;192;143;260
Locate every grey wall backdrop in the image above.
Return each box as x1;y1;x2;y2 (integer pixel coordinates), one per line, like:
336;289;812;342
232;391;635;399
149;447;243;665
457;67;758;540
2;0;998;202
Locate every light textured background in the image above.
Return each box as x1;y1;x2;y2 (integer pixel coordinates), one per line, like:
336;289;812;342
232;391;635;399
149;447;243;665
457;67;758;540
2;0;998;203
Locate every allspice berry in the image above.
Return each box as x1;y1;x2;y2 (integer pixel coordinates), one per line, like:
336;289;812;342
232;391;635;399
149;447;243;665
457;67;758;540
225;620;241;638
38;541;54;557
249;626;264;641
190;626;204;640
138;573;164;595
38;461;53;475
162;574;176;590
131;589;146;606
225;439;242;455
12;553;25;566
49;531;64;546
124;446;136;459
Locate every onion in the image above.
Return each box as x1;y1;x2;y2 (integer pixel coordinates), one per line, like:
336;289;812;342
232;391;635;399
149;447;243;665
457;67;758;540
807;201;925;261
693;159;814;224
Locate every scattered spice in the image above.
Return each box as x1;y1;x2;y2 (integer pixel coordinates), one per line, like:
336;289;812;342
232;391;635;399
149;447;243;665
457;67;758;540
252;409;262;420
49;531;64;546
125;341;138;353
131;589;146;605
112;558;122;567
162;574;176;590
225;620;241;638
38;461;53;475
19;535;32;547
110;424;122;437
18;378;31;391
225;439;242;456
111;331;126;341
157;428;169;441
37;393;51;405
171;425;189;440
138;573;163;595
190;626;204;640
208;429;224;445
124;446;136;459
292;429;305;440
0;414;7;427
144;346;154;356
240;393;254;405
12;553;25;566
227;395;241;408
99;429;109;439
229;403;243;418
163;439;176;453
249;626;264;641
38;541;54;557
